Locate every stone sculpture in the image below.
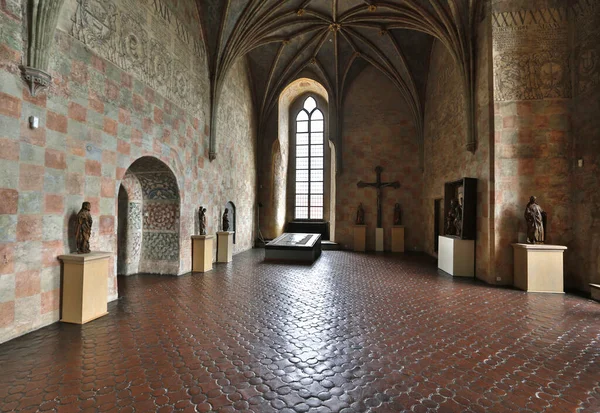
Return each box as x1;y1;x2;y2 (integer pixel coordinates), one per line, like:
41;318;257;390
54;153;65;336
198;206;207;235
445;199;458;236
454;198;463;238
393;203;402;225
76;201;93;254
356;203;365;225
223;208;230;231
524;196;546;244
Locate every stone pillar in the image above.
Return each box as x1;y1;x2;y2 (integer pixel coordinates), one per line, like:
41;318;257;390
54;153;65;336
492;1;572;284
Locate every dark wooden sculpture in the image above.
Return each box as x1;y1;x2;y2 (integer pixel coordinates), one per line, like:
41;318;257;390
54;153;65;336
76;201;92;254
198;206;207;235
393;203;402;225
357;166;400;228
524;196;546;244
356;203;365;225
223;208;230;231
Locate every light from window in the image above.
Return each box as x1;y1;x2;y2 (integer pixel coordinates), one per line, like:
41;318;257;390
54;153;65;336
295;97;324;220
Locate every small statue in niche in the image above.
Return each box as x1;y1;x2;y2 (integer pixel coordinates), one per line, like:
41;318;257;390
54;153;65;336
445;199;458;236
393;203;402;225
75;201;93;254
524;196;546;244
356;203;365;225
223;208;230;231
198;206;207;235
454;198;463;238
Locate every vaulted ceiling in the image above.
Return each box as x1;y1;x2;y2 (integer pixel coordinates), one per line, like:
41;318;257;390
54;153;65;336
196;0;481;161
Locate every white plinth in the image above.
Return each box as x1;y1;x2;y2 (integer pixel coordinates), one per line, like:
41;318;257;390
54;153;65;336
438;236;474;277
376;228;384;252
217;231;234;263
512;244;567;293
591;284;600;302
191;235;214;272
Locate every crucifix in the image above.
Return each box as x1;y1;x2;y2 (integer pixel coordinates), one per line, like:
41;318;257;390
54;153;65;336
357;166;400;228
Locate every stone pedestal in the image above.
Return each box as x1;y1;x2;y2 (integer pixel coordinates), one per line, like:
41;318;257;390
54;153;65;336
512;244;567;293
191;235;214;272
58;252;111;324
375;228;384;252
217;231;234;263
353;225;366;252
438;236;474;277
392;226;405;252
591;284;600;302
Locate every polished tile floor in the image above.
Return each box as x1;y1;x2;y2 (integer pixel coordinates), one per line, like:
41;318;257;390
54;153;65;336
0;250;599;412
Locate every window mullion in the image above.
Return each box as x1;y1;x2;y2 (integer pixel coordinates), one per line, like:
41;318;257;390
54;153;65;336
308;114;312;219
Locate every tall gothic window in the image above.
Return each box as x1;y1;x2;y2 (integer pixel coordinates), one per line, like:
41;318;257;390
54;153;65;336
295;96;324;220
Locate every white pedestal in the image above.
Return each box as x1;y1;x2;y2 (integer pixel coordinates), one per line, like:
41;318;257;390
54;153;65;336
353;225;366;252
438;236;474;277
392;226;405;252
58;252;111;324
512;244;566;293
191;235;214;272
217;231;234;263
376;228;384;252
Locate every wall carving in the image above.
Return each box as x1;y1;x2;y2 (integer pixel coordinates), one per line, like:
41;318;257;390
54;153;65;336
493;7;570;101
137;173;179;200
63;0;206;113
142;232;179;261
126;201;142;264
573;0;600;96
143;203;179;231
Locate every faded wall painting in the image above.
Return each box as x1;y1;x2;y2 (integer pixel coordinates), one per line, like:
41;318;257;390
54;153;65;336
58;0;207;114
493;7;570;101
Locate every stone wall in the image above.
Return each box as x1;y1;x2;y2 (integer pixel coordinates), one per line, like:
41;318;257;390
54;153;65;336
569;0;600;291
491;0;573;285
423;32;493;281
0;0;256;344
337;66;423;251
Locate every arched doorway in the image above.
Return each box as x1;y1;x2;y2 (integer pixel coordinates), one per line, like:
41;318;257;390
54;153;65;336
117;156;181;275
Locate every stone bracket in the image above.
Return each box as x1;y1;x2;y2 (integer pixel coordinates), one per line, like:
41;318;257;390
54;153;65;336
20;66;52;97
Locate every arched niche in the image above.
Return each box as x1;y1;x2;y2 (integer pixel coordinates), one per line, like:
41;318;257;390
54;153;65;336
117;156;181;275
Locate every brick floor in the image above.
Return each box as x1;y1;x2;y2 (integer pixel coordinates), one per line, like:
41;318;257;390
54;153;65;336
0;250;598;412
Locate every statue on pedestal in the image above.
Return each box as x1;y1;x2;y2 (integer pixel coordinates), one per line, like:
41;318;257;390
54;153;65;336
223;208;230;231
76;201;92;254
393;203;402;225
356;203;365;225
198;206;207;235
525;196;546;244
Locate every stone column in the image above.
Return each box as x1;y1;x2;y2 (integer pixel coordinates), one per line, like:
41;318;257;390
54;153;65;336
491;1;572;284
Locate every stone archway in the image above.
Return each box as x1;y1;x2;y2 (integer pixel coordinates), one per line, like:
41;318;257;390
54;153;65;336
117;156;180;275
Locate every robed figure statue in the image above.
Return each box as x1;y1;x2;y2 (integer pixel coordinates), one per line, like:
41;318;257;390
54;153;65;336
356;203;365;225
393;203;402;226
76;201;93;254
223;208;230;231
198;206;207;235
524;196;546;244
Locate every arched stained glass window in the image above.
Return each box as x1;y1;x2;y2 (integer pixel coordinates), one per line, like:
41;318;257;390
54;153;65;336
295;97;324;219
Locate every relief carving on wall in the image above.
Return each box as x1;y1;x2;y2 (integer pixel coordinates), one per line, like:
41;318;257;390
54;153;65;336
142;232;179;261
573;0;600;96
143;203;179;231
137;173;179;200
492;7;570;101
67;0;205;113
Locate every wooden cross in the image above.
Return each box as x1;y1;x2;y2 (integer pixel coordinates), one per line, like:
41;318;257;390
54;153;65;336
357;166;400;228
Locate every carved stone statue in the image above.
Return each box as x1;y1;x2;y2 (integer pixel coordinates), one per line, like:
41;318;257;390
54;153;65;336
393;203;402;225
445;199;458;236
223;208;230;231
198;206;207;235
454;198;463;238
76;202;92;254
356;203;365;225
525;196;546;244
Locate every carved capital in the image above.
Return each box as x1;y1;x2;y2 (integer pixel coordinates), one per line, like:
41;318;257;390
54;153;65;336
209;151;217;161
466;141;476;153
20;66;52;97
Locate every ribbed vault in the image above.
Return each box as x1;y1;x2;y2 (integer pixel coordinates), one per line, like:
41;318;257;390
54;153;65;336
195;0;482;163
